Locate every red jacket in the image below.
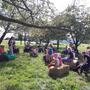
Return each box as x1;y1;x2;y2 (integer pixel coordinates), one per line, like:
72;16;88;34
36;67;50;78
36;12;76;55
0;47;5;54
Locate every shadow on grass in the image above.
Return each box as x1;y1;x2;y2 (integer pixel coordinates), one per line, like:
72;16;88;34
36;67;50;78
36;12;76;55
0;60;17;69
85;74;90;82
48;72;69;80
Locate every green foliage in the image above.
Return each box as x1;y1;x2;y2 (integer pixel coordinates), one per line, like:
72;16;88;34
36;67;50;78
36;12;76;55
53;5;90;47
2;1;13;12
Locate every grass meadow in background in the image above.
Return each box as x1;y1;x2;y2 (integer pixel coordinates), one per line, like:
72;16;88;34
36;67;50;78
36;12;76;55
0;40;90;90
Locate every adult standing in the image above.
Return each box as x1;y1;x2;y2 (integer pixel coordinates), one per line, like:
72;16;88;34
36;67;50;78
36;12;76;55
8;37;15;55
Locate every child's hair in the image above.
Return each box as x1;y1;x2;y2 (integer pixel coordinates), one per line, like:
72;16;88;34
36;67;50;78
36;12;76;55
49;56;55;62
82;52;86;55
87;46;90;49
49;44;53;47
0;45;4;48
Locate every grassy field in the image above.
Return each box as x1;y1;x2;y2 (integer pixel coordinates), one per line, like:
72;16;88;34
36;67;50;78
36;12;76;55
0;40;90;90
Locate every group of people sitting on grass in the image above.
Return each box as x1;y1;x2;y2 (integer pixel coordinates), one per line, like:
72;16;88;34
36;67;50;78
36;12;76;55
8;37;44;57
76;47;90;76
8;36;41;57
43;44;90;76
63;44;90;76
0;36;42;61
23;42;44;57
0;37;18;61
0;36;90;76
43;44;76;65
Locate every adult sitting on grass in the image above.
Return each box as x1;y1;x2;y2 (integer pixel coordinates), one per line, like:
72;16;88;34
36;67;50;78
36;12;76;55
24;42;32;53
0;45;16;61
43;44;57;65
76;47;90;76
48;44;54;56
0;45;6;61
43;44;55;64
43;47;51;65
61;47;79;70
48;44;57;54
38;45;44;53
30;47;38;57
13;45;19;54
62;47;75;63
63;45;68;55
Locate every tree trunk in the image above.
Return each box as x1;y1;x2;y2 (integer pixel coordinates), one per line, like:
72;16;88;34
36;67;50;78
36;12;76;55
20;40;22;45
75;44;79;53
57;39;59;51
47;39;49;46
0;30;7;44
44;39;49;50
39;39;42;46
0;23;11;44
24;33;27;45
24;39;26;45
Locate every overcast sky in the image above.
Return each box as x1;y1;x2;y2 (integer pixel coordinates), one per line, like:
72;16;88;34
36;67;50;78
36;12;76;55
50;0;90;12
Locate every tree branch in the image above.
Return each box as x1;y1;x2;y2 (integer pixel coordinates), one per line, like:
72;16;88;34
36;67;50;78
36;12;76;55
2;0;29;12
21;0;34;24
0;14;70;31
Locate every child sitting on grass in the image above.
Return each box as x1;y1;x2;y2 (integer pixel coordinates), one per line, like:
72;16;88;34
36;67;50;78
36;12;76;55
48;53;63;68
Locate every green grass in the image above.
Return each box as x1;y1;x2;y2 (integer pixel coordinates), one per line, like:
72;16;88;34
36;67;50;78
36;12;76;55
0;40;90;90
0;53;90;90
